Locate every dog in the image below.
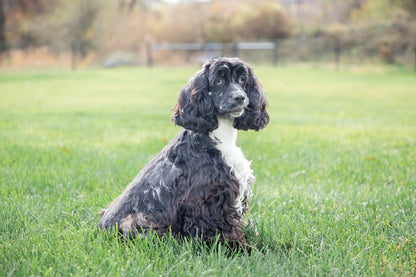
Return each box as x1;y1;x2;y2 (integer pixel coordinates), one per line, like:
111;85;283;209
98;57;269;245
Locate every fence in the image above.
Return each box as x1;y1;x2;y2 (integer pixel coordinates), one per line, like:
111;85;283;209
146;38;416;71
147;42;279;67
1;37;415;70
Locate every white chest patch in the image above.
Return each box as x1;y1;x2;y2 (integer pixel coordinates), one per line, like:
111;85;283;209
209;118;255;215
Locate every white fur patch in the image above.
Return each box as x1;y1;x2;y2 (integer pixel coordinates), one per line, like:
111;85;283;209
209;118;255;215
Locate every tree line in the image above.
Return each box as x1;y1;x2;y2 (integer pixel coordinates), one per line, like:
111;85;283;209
0;0;415;66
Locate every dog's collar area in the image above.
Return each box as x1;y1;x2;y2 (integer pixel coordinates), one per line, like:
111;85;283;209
209;117;237;145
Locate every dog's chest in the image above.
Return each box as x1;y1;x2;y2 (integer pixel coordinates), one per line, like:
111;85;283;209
210;119;254;213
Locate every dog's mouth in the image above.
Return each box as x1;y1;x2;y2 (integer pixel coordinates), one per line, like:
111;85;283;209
218;101;248;118
229;107;245;118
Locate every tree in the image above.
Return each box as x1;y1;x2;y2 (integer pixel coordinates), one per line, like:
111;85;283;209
0;0;6;55
151;0;293;43
26;0;101;69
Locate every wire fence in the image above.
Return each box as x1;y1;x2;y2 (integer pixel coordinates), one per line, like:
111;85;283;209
146;37;416;71
1;36;415;71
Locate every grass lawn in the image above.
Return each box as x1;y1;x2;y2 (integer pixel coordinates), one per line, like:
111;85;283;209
1;65;415;276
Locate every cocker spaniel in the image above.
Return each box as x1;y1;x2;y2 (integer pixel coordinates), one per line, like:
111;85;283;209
98;57;269;245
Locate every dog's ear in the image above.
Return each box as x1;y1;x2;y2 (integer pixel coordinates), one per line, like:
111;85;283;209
234;66;269;131
172;64;218;134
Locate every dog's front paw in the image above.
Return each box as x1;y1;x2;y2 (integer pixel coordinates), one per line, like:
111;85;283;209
120;214;136;237
99;209;107;217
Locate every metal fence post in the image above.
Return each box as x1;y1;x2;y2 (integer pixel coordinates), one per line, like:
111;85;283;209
273;40;279;66
147;42;153;67
334;36;341;71
414;45;416;72
71;41;77;71
233;43;239;57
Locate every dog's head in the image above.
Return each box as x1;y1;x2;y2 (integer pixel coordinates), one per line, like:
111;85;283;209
172;57;269;134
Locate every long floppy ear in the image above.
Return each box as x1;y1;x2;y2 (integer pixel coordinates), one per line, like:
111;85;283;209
233;66;269;131
171;65;218;134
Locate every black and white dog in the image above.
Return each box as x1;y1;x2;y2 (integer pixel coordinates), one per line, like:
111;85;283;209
98;57;269;244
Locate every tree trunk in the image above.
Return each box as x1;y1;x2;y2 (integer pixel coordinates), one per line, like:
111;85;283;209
0;0;7;54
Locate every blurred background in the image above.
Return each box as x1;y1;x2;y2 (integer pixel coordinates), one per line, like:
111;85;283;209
0;0;415;69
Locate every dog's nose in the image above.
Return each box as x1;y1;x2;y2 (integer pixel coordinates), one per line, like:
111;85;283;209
233;93;247;104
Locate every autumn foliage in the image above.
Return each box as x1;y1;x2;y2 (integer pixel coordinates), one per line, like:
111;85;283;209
1;0;416;67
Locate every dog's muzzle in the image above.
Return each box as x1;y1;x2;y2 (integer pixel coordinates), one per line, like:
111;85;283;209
228;87;249;118
217;83;249;118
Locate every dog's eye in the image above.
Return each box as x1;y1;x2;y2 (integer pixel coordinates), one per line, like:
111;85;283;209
238;76;246;85
216;78;224;86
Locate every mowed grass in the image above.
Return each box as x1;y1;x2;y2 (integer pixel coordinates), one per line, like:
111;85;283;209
1;65;415;276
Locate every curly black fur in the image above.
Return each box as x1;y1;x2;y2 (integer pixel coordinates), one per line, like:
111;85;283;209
98;57;269;244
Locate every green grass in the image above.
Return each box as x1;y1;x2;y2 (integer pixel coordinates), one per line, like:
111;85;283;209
1;65;415;276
